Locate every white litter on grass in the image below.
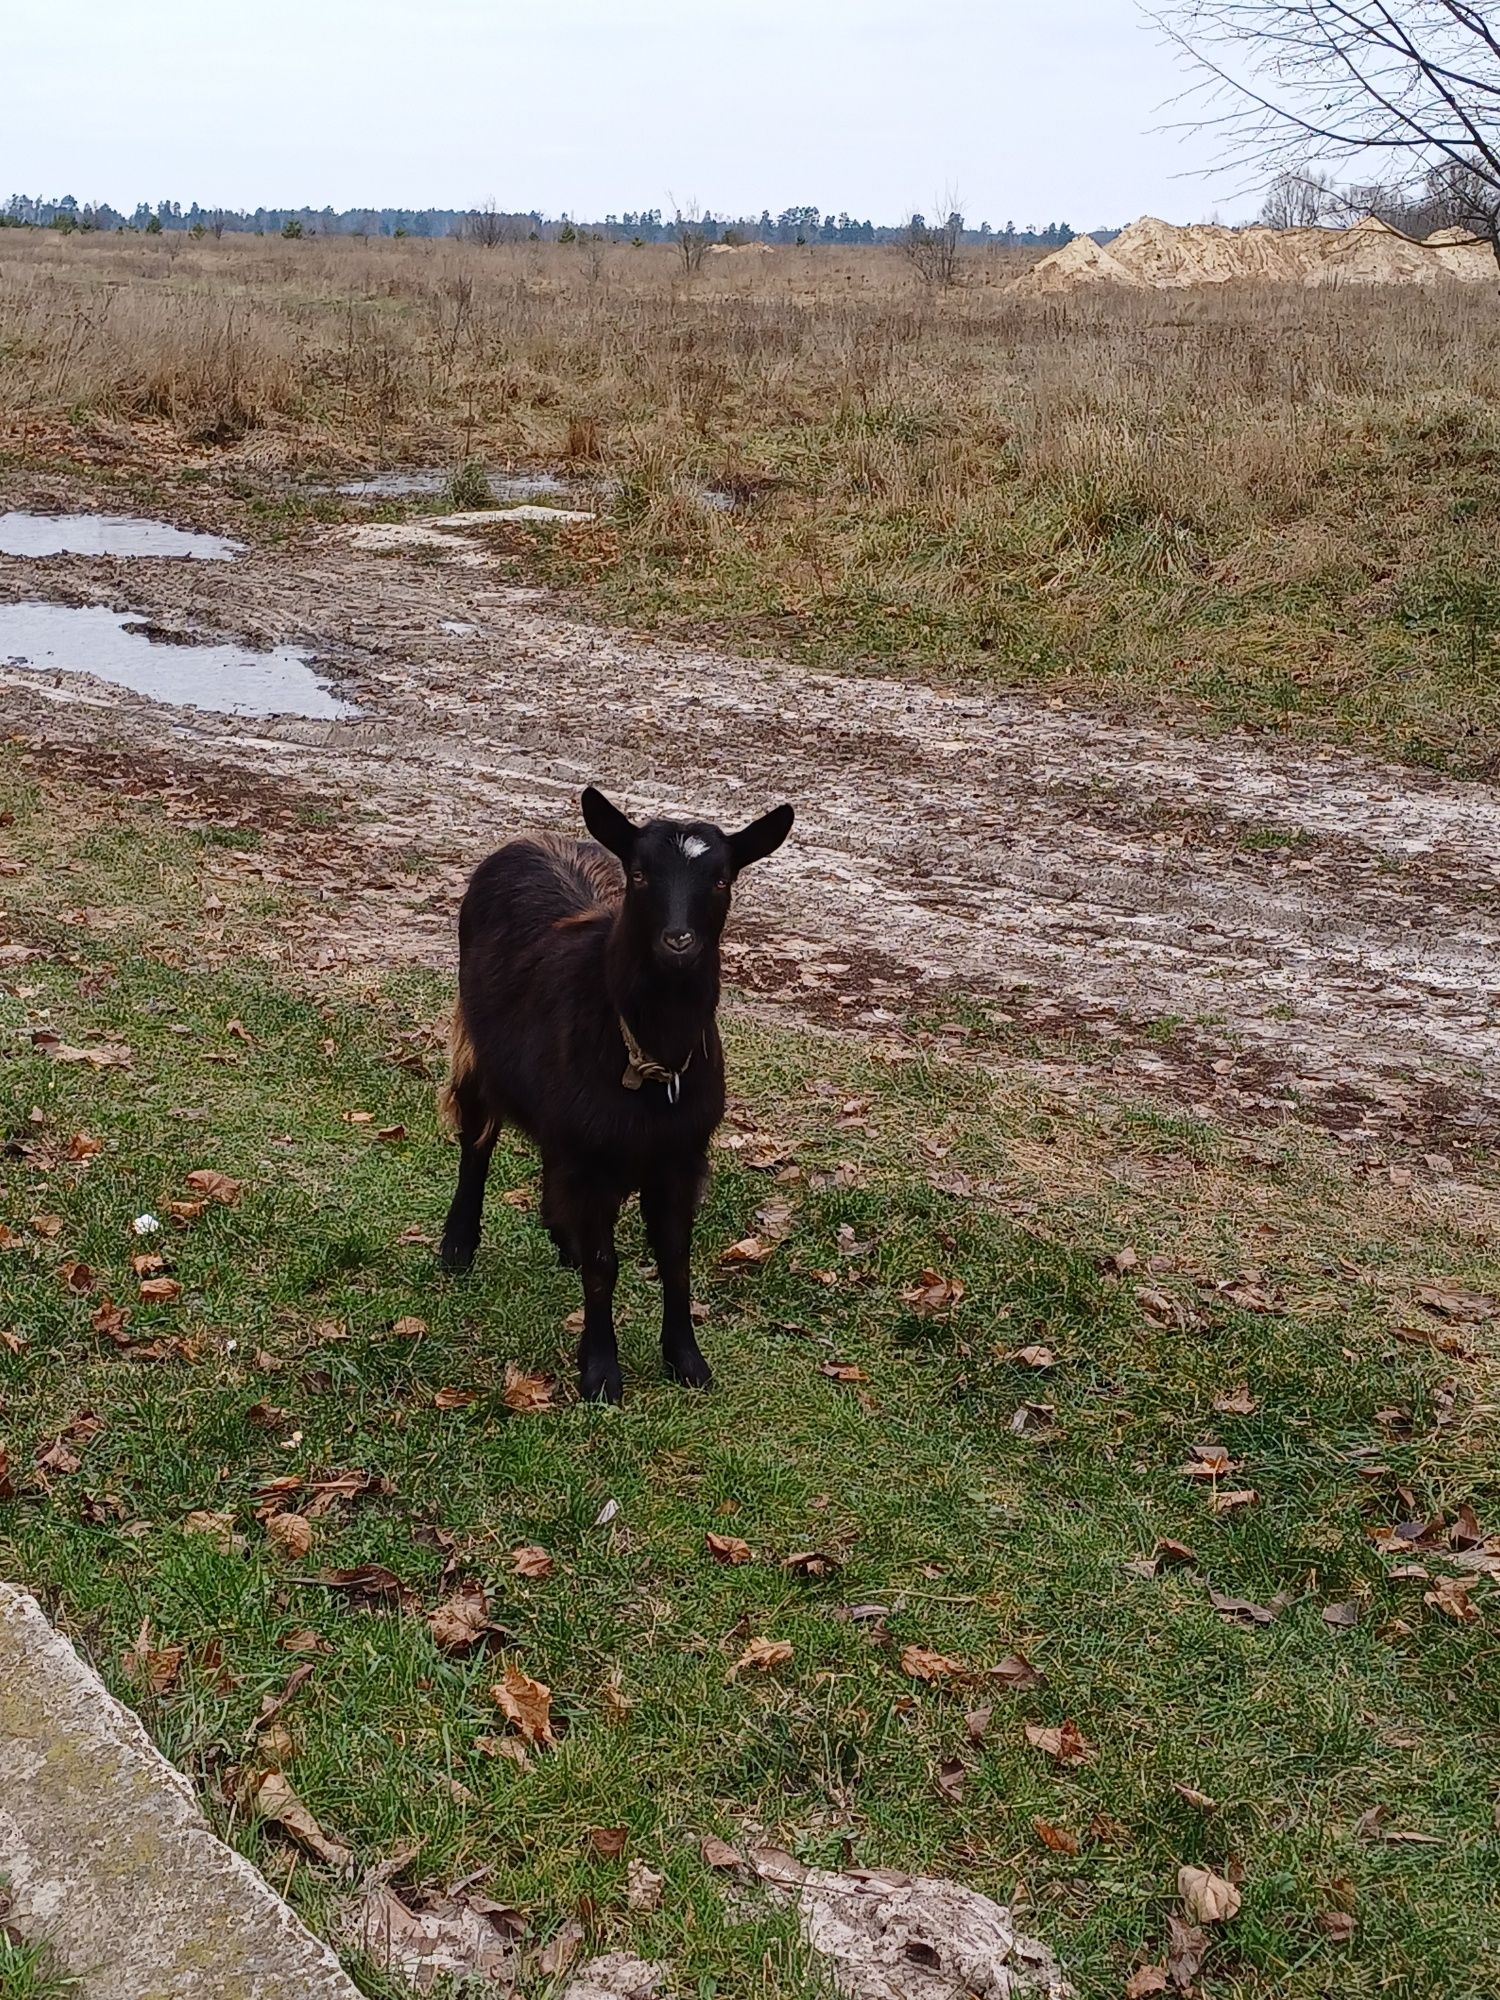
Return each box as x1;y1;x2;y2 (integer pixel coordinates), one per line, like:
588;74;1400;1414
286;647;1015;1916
347;506;595;563
563;1956;669;2000
132;1213;160;1235
745;1848;1074;2000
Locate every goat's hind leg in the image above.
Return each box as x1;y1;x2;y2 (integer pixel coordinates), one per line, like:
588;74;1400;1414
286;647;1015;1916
440;1081;497;1274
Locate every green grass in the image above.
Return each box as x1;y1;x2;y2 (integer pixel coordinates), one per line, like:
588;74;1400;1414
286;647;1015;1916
2;770;1499;1999
0;1936;75;2000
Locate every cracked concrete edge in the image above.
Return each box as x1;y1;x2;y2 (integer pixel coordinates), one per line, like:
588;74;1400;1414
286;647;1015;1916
0;1582;364;2000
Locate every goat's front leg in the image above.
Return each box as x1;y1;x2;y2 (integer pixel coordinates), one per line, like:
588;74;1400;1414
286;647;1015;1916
642;1161;712;1390
568;1185;625;1404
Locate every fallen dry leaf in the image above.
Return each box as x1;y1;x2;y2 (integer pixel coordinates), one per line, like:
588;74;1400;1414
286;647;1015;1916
166;1199;206;1224
1166;1915;1208;1993
935;1756;967;1804
1032;1817;1080;1855
1173;1783;1217;1810
502;1363;554;1413
1012;1344;1055;1370
728;1636;793;1680
720;1234;775;1266
390;1315;428;1339
122;1622;184;1696
1124;1969;1169;1998
1321;1601;1360;1631
32;1031;131;1070
1207;1588;1277;1626
818;1360;869;1383
30;1214;63;1239
900;1269;966;1316
433;1385;479;1410
138;1276;182;1304
1025;1720;1093;1767
1424;1575;1480;1624
626;1858;664;1911
705;1530;752;1565
1211;1384;1257;1415
601;1663;633;1721
265;1512;314;1561
184;1169;242;1206
586;1826;627;1858
1416;1284;1494;1323
249;1769;353;1871
901;1644;970;1683
511;1545;553;1579
316;1564;419;1612
1317;1912;1356;1942
1208;1489;1258;1516
491;1663;555;1743
1181;1444;1239;1480
428;1583;492;1654
182;1509;236;1545
0;1445;14;1502
474;1734;529;1768
990;1651;1047;1690
1178;1865;1241;1925
282;1627;332;1655
701;1835;743;1869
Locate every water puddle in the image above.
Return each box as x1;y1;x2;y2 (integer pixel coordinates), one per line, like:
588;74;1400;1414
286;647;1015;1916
336;470;577;502
0;602;356;719
0;512;243;561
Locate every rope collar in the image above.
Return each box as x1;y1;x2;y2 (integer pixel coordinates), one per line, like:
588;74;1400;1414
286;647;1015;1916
620;1018;701;1105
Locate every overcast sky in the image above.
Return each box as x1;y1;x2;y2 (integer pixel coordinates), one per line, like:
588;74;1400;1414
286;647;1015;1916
8;1;1252;227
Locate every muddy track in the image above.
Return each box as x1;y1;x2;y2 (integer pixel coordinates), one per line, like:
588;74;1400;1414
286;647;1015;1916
3;509;1498;1153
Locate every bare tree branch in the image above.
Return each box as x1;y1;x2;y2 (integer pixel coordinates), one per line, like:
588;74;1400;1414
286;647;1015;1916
1149;0;1500;259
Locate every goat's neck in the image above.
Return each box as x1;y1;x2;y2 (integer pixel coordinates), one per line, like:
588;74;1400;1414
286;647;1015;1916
607;928;720;1071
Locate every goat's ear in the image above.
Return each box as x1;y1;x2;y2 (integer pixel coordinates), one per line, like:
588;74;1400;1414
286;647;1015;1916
581;786;639;860
728;803;794;873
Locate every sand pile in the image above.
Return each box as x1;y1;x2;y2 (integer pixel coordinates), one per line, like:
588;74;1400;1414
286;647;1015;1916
1015;214;1494;292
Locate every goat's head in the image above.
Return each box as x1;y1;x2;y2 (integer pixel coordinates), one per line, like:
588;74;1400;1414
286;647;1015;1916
581;787;794;972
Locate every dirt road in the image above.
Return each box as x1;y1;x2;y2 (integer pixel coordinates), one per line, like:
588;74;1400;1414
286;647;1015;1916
4;505;1498;1153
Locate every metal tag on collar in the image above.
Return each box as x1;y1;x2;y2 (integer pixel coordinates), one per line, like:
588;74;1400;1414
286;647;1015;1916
666;1070;682;1106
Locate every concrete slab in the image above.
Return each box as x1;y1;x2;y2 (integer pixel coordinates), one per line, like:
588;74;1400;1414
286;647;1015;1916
0;1583;363;2000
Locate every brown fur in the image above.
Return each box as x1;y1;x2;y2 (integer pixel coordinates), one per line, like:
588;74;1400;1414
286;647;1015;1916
439;836;621;1143
438;1002;500;1145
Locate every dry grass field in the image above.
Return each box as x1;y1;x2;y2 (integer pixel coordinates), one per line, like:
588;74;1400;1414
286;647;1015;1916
3;229;1500;768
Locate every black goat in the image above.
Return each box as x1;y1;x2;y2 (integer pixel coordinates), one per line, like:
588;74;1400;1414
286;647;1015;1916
439;786;794;1403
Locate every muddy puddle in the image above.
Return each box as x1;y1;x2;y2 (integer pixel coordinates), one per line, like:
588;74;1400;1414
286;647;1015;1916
336;470;578;502
0;602;356;719
0;512;243;561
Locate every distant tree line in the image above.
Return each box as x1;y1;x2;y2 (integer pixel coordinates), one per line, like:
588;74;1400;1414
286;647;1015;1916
2;192;1081;250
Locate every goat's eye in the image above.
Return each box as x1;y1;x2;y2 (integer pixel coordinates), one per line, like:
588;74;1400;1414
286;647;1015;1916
630;869;647;887
714;877;730;892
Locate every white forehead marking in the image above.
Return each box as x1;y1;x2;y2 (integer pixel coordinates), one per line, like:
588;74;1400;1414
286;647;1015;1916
679;833;710;859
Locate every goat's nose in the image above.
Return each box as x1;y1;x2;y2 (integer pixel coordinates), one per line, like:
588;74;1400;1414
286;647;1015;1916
663;928;697;955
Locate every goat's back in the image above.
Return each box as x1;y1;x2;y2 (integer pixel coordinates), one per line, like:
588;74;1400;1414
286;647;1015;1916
445;834;623;1140
463;833;622;940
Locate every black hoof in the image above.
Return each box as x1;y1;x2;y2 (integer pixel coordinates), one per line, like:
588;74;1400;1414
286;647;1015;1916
579;1362;624;1405
439;1234;476;1273
665;1346;714;1390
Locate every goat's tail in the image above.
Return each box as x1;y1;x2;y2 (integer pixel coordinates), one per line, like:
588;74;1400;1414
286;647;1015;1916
438;999;495;1143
